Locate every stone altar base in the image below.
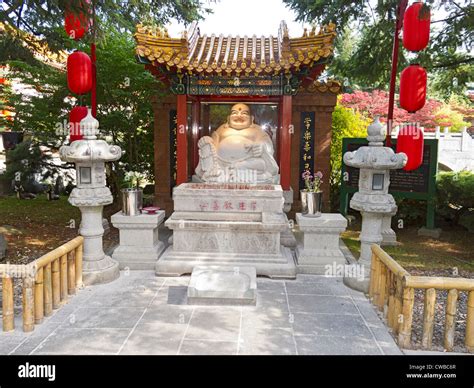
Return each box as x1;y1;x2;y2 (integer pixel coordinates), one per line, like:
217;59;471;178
295;213;348;275
156;183;296;279
187;266;257;306
111;211;166;270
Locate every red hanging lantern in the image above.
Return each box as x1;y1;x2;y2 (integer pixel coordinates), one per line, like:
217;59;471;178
67;51;92;95
69;106;88;142
399;64;427;113
403;2;430;52
64;0;91;40
396;124;424;171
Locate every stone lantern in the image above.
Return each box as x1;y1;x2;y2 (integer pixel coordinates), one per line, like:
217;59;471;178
60;109;122;285
343;117;407;292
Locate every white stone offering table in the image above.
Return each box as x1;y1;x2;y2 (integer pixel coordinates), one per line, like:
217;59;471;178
111;210;166;270
295;213;347;275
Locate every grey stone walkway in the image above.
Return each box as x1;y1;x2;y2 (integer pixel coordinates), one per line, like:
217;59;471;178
0;271;402;355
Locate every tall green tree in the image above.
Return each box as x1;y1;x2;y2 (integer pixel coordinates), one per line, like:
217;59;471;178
1;1;211;189
1;1;211;62
3;28;161;182
284;0;473;97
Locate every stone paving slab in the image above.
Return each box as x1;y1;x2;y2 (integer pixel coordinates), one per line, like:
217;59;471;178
0;271;402;355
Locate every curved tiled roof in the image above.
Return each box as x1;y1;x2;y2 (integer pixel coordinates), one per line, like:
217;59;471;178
135;21;336;78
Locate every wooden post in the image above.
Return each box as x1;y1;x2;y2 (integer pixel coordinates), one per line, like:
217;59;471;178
44;263;53;316
60;254;68;302
34;267;44;324
387;272;395;327
176;94;188;185
421;288;436;349
67;251;76;295
22;277;35;332
372;258;381;305
444;289;458;351
75;244;83;288
52;259;60;309
369;253;377;298
279;95;292;190
377;265;387;311
2;276;14;332
393;277;404;335
466;290;474;352
398;287;415;348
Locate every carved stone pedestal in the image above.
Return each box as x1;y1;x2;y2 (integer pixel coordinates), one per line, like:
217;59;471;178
111;211;166;270
70;188;120;286
156;183;296;278
295;213;347;275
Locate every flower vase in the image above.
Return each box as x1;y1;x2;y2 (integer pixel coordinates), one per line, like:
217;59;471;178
121;188;143;216
301;191;323;217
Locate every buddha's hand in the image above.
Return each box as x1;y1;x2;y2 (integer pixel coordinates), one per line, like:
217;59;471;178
251;143;263;157
198;136;214;149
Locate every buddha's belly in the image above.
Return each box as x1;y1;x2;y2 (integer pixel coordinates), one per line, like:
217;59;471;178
217;136;254;162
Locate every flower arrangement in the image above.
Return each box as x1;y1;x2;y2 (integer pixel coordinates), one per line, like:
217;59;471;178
301;170;323;193
123;171;145;189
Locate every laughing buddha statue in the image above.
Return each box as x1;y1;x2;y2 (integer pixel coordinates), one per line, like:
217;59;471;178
195;103;279;184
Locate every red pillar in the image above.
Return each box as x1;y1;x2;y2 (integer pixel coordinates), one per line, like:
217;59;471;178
279;95;292;190
176;94;188;185
191;98;201;172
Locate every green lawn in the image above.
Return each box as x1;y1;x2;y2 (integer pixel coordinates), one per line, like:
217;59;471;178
0;195;80;226
0;195;80;264
342;226;474;273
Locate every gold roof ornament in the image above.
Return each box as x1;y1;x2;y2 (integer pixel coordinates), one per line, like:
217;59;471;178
135;20;336;81
299;79;342;94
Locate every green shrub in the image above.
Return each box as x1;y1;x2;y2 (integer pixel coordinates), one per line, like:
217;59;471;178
330;103;369;211
436;171;474;228
396;198;427;226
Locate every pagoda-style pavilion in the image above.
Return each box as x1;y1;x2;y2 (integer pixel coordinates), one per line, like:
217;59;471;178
135;21;341;215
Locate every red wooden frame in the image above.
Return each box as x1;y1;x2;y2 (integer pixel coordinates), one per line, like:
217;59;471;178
176;94;188;185
279;95;292;190
175;94;292;191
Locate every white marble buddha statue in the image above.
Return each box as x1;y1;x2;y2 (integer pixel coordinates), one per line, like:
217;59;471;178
195;103;279;184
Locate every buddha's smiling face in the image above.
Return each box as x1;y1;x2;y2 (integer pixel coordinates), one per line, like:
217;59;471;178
229;103;252;130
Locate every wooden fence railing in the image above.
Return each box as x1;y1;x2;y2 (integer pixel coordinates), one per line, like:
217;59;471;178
370;244;474;353
1;236;83;332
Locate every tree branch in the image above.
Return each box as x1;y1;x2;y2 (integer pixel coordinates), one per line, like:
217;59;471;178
430;57;474;69
40;161;76;170
432;12;467;23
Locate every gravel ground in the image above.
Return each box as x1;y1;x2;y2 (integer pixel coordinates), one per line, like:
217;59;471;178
408;268;473;353
374;268;474;353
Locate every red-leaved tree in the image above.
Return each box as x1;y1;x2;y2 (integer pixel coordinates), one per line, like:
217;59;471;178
340;90;443;131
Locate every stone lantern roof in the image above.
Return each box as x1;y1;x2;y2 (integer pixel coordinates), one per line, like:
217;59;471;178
59;110;122;164
343;117;407;171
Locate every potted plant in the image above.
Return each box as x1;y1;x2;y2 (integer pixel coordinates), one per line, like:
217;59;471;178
121;171;145;216
301;170;323;217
